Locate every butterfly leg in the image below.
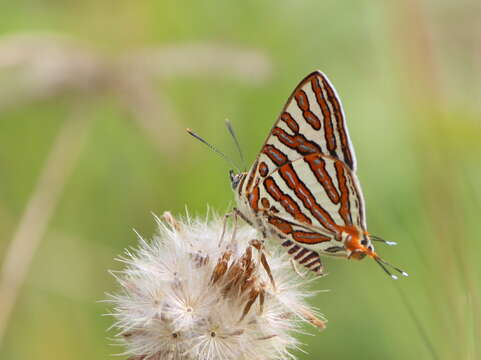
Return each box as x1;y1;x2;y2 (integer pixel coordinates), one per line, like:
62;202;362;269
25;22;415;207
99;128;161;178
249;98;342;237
314;258;326;278
230;209;239;246
218;211;233;247
249;239;276;291
290;258;305;278
220;208;245;249
232;207;253;226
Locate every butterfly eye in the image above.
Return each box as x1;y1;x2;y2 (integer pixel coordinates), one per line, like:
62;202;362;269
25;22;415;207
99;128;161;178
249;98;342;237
361;239;368;246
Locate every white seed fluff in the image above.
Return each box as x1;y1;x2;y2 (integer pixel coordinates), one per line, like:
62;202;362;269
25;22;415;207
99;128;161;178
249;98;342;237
108;212;325;360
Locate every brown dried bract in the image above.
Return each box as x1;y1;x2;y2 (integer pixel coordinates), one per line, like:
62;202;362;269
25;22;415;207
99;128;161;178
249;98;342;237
162;211;182;231
298;307;326;330
208;240;274;322
240;287;260;321
211;250;232;284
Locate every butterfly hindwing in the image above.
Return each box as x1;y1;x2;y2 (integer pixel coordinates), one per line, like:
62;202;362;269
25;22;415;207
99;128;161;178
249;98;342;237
252;154;366;255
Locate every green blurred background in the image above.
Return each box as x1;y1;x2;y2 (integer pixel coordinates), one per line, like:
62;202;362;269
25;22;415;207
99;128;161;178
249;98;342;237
0;1;480;359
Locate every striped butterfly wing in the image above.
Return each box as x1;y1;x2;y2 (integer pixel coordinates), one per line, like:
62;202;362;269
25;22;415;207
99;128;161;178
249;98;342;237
259;153;366;252
242;71;367;267
261;71;357;172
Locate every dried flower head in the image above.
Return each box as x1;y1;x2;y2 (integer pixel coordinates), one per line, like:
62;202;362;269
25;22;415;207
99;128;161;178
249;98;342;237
108;212;325;360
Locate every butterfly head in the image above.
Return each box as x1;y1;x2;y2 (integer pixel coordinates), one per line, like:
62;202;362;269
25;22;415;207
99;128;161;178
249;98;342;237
229;170;244;190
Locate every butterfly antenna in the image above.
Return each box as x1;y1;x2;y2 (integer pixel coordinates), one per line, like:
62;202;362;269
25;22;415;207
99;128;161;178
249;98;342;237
370;235;397;246
374;257;398;280
379;257;409;277
374;255;409;279
187;128;240;172
225;119;246;171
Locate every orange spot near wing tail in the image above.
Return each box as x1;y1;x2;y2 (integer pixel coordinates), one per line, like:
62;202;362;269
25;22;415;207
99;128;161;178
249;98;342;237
344;230;408;279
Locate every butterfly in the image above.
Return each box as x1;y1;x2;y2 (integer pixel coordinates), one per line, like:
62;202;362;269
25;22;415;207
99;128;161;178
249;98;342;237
229;71;407;279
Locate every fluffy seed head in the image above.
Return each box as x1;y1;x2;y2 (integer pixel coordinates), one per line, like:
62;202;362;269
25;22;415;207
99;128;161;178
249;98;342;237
108;212;325;360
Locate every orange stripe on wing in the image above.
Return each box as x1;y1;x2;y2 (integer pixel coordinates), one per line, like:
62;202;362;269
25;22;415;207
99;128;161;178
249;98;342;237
248;183;260;212
268;216;329;245
334;160;352;225
271;128;321;156
261;197;270;209
311;76;336;154
264;177;312;224
262;145;289;166
321;77;354;169
280;112;299;133
293;230;330;244
279;163;337;232
294;89;321;130
268;216;294;235
304;153;340;204
258;162;269;177
268;217;328;243
245;160;258;192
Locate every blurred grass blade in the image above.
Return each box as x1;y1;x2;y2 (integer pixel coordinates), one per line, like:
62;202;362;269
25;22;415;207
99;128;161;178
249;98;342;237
0;105;92;345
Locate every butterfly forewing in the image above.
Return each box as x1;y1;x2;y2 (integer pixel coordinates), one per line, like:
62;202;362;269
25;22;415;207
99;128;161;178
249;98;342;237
258;71;357;173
